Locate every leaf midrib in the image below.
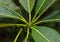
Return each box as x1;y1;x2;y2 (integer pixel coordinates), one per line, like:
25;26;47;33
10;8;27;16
0;24;27;27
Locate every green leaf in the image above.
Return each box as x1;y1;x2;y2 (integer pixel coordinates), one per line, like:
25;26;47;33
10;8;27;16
31;27;49;42
35;0;56;14
0;0;20;11
0;0;28;24
19;0;35;13
32;0;45;21
32;26;60;42
0;5;28;24
34;10;60;25
32;0;56;22
42;10;60;19
34;0;45;15
41;10;60;22
0;5;21;19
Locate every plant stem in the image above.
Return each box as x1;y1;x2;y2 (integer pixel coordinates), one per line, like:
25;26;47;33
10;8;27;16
14;28;23;42
20;17;28;25
33;19;60;25
29;13;31;24
25;28;29;42
0;24;27;27
28;0;31;26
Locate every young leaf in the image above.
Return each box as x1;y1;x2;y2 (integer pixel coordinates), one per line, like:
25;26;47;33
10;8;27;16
31;27;49;42
19;0;35;13
32;26;60;42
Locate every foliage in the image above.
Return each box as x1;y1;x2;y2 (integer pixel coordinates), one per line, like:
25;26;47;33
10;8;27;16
0;0;60;42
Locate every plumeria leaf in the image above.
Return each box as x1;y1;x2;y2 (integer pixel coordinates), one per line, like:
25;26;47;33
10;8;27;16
31;27;49;42
33;0;56;21
34;0;45;15
19;0;35;13
41;10;60;22
0;5;28;24
34;10;60;25
0;0;20;11
31;26;60;42
0;5;21;19
42;10;60;19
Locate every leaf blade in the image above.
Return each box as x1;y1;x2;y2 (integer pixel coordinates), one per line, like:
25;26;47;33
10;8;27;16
0;5;28;24
31;27;49;42
19;0;35;13
0;5;21;19
32;0;56;24
32;0;45;20
42;10;60;20
34;10;60;25
32;26;60;42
